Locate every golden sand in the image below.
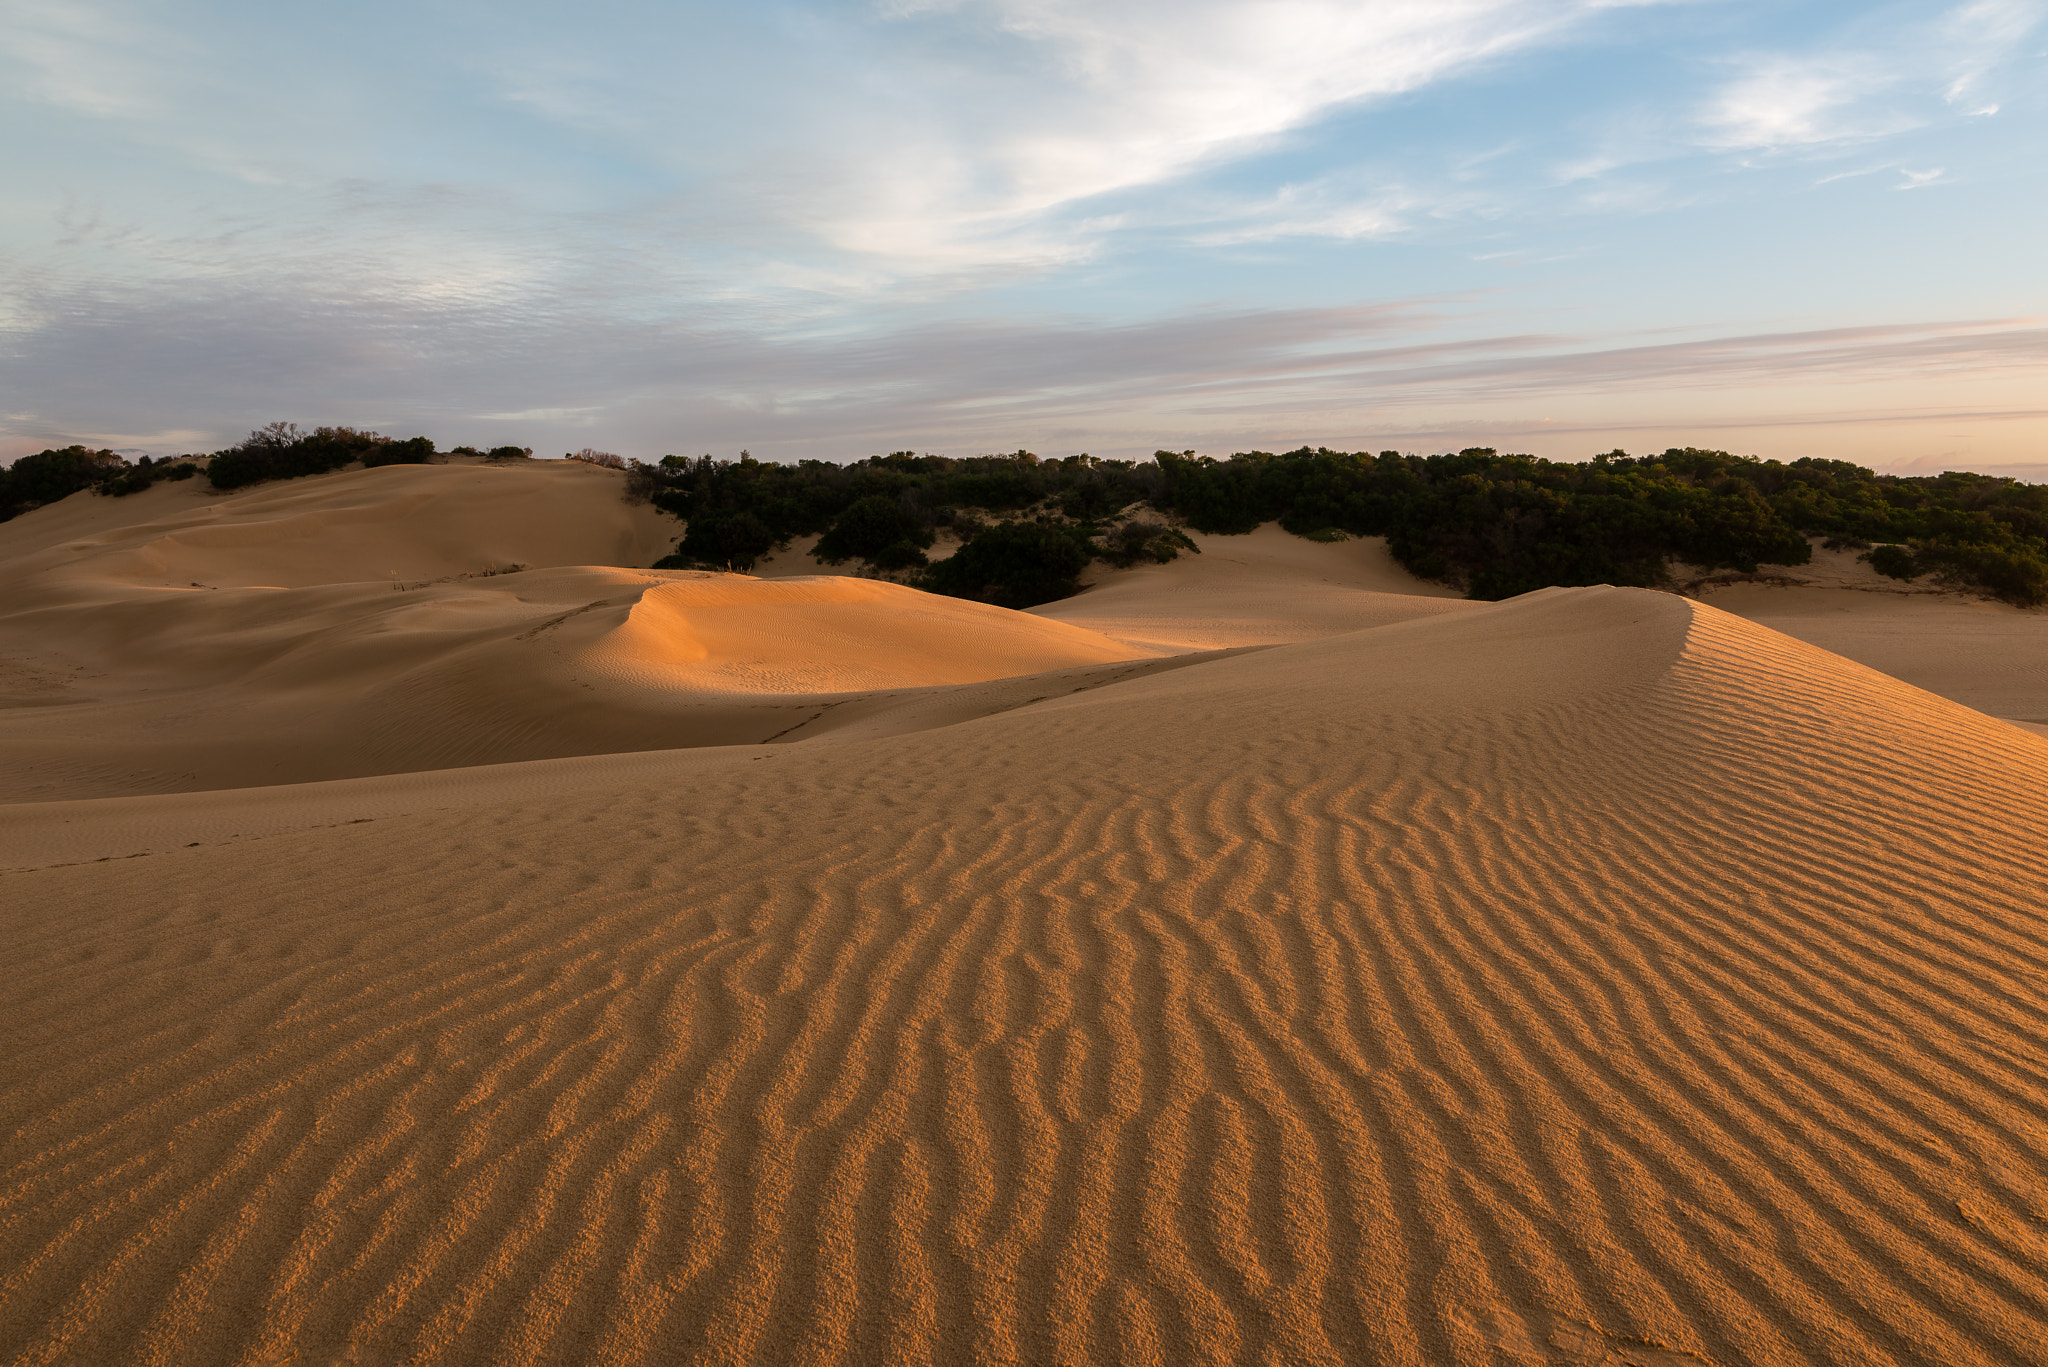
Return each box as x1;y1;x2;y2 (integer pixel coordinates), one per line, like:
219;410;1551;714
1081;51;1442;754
3;463;2047;1365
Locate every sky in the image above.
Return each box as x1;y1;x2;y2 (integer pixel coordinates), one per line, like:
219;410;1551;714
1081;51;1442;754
3;0;2044;473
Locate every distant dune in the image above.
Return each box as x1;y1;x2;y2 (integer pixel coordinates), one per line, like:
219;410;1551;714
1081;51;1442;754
4;461;2048;1366
0;464;1150;799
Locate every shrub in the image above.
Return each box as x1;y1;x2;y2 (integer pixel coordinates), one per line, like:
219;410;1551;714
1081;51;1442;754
654;510;779;571
99;455;200;497
920;520;1092;607
361;435;436;468
1914;542;2048;606
623;460;662;505
0;446;127;518
1866;544;1918;579
207;424;403;488
567;448;626;469
485;446;532;461
1098;518;1199;567
815;495;934;568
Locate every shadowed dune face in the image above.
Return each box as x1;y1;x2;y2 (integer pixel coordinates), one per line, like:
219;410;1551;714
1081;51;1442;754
0;459;681;589
4;588;2047;1367
0;566;1153;799
0;464;1162;799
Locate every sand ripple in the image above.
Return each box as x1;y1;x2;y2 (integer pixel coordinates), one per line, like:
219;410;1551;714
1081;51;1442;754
4;588;2047;1365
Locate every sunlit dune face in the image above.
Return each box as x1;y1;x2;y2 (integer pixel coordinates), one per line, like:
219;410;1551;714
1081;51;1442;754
598;573;1144;693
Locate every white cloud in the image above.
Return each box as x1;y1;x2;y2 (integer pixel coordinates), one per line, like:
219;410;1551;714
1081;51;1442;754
1701;54;1904;147
1697;0;2043;152
786;0;1658;265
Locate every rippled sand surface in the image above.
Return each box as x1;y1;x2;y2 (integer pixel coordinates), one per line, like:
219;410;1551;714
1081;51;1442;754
7;572;2048;1365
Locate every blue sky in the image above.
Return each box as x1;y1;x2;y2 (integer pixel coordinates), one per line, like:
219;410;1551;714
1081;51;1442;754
3;0;2044;471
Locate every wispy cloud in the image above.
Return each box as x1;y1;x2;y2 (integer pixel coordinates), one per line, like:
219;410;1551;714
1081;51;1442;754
1701;53;1910;148
1696;0;2043;153
7;248;2042;465
4;0;2043;474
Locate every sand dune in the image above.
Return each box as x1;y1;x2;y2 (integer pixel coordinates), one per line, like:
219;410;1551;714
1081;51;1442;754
0;566;1155;800
6;583;2048;1366
0;465;1164;800
6;466;2048;1365
1033;523;1474;651
1699;582;2048;728
0;459;681;587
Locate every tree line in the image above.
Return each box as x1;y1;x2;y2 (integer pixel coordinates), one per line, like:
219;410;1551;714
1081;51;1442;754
0;423;539;522
638;445;2048;607
6;427;2045;607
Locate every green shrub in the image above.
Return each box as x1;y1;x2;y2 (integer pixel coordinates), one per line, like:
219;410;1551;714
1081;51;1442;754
1098;519;1199;566
0;446;127;518
207;424;399;488
655;510;779;571
815;495;934;568
1866;544;1918;579
99;455;189;497
1915;542;2048;606
361;436;436;467
920;521;1092;607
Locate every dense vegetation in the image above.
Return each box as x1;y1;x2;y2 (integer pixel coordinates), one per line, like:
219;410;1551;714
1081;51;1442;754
641;445;2048;607
0;445;201;520
7;428;2045;608
0;424;536;523
206;423;445;488
642;450;1193;604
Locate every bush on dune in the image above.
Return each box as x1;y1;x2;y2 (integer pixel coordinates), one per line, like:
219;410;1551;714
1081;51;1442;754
632;443;2048;607
17;419;2048;609
0;447;203;521
361;436;436;468
1;446;129;518
654;510;779;572
1097;518;1200;567
918;520;1093;608
814;495;936;570
207;424;436;488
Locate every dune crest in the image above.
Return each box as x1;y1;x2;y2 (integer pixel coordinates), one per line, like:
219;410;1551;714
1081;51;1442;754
5;587;2047;1366
595;573;1154;694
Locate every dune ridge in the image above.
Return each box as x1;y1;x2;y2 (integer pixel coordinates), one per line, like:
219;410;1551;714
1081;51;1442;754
5;587;2047;1365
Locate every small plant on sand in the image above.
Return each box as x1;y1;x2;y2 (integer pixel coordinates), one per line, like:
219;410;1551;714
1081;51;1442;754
1098;518;1200;567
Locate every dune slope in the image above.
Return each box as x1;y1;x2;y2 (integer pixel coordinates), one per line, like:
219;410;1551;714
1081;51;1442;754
0;464;1156;799
1033;523;1473;651
4;587;2047;1366
1701;582;2048;726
